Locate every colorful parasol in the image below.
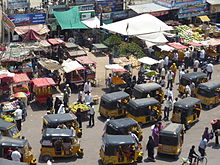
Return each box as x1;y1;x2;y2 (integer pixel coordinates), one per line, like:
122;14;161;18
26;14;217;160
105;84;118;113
14;92;28;98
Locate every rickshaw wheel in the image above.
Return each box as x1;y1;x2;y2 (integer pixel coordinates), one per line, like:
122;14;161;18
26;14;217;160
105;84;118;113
41;154;51;162
137;156;143;162
77;151;84;158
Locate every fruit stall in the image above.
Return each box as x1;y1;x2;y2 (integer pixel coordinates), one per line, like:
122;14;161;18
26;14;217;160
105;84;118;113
62;59;85;87
32;77;56;104
75;56;96;84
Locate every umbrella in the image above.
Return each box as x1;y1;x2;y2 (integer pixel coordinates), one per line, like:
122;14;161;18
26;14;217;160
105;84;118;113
14;92;28;98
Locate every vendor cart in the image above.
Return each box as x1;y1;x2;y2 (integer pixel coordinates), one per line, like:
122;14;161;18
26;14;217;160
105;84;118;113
32;78;56;104
69;102;90;120
62;59;85;87
75;56;96;84
12;73;30;97
105;64;128;91
0;70;14;96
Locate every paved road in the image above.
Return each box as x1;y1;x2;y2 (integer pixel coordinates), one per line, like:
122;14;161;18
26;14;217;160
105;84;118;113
20;47;220;165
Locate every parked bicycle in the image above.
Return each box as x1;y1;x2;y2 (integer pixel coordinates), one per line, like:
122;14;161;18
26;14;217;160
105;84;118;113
182;155;207;165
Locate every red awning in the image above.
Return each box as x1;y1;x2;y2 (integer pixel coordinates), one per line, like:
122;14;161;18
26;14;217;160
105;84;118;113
75;56;96;65
22;30;41;41
188;42;203;47
168;42;188;50
48;38;66;45
12;73;30;84
112;68;127;72
0;74;10;79
32;78;56;87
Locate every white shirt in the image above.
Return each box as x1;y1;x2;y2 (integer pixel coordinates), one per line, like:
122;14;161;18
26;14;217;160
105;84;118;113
166;90;173;100
200;49;205;59
173;52;178;60
164;56;169;66
47;160;53;165
179;65;185;72
161;68;166;77
85;93;93;104
199;138;207;149
11;150;21;162
14;109;22;120
58;104;65;114
78;91;83;101
194;60;199;68
179;70;185;80
84;82;92;93
158;59;164;69
206;63;213;72
185;85;191;94
167;71;174;80
184;51;190;58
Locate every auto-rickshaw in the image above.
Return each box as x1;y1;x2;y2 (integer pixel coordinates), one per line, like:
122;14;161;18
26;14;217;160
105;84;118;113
127;98;162;125
171;97;201;129
195;81;220;108
0;158;28;165
100;135;143;165
178;72;207;94
158;123;184;157
0;136;36;164
0;119;20;138
40;128;83;162
104;118;143;141
99;91;130;118
42;113;82;138
133;83;164;102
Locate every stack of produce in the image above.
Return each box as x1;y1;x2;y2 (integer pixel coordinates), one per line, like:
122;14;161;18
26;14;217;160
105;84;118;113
69;102;90;113
175;25;204;42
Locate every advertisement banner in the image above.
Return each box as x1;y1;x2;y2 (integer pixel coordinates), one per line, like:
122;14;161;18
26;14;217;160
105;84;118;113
96;0;123;13
75;0;95;5
111;11;128;20
2;12;15;32
8;0;28;10
79;4;95;11
178;4;208;18
8;13;46;26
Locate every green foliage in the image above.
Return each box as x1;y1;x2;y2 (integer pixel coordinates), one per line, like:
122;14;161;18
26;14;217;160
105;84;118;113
103;35;122;46
118;42;145;58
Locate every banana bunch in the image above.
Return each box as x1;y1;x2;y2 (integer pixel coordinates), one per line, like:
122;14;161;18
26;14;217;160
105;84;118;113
69;102;89;113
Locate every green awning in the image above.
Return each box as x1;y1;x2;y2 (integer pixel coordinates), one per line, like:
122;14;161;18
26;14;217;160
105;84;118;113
53;7;88;30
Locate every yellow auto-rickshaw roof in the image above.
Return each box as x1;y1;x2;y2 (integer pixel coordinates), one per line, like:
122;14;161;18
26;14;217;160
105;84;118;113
134;83;161;93
198;81;220;90
0;136;27;148
129;97;159;109
0;119;15;131
103;134;136;146
101;91;129;103
160;123;183;136
181;72;207;81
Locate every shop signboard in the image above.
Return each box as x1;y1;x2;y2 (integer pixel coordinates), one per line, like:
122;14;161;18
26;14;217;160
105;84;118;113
7;0;28;10
96;0;123;13
75;0;95;5
178;3;208;18
79;4;95;11
111;11;128;21
2;12;15;32
154;0;204;9
8;13;46;26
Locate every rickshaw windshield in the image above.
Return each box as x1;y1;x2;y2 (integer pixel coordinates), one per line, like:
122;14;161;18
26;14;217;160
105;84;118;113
128;105;157;117
180;78;191;86
8;126;19;137
159;135;178;146
197;89;216;97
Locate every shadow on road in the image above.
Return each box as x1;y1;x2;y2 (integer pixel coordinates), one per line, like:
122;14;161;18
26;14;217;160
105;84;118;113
97;116;107;123
155;154;178;162
30;101;47;111
207;142;220;149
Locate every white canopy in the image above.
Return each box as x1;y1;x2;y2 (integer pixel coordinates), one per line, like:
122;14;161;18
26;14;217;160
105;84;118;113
0;70;15;77
82;16;101;28
101;14;173;36
137;32;168;43
157;45;175;51
62;59;84;73
105;64;126;71
138;57;159;65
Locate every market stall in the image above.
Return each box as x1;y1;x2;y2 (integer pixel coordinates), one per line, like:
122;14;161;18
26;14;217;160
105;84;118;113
206;38;220;62
75;56;96;84
69;102;90;120
0;70;14;96
12;73;30;97
167;42;188;61
32;78;56;104
105;64;127;91
62;59;85;86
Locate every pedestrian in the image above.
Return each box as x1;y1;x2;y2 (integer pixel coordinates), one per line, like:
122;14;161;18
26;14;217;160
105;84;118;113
190;82;195;97
6;147;13;159
166;70;174;89
158;121;164;131
47;158;54;165
84;92;93;105
198;138;207;157
63;91;69;108
152;124;159;146
161;67;166;80
193;59;200;72
146;136;156;162
18;99;26;121
206;61;213;80
11;148;21;162
166;87;173;100
64;84;72;97
202;127;211;142
179;69;185;82
214;130;219;146
184;48;190;69
107;73;112;92
88;102;95;127
170;63;177;83
77;89;83;103
0;103;4;118
57;104;65;114
184;85;191;98
164;56;169;70
200;47;206;62
14;106;22;131
46;96;53;110
76;108;82;128
54;96;62;114
158;59;164;74
173;50;179;66
84;80;92;93
179;63;185;73
163;96;172;121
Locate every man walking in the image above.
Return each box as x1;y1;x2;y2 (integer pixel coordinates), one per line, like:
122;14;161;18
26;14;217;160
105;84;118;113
167;70;174;89
14;106;23;131
88;103;95;127
206;62;213;80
